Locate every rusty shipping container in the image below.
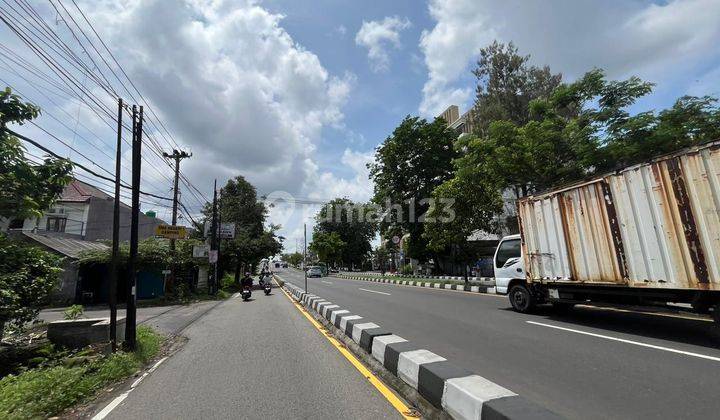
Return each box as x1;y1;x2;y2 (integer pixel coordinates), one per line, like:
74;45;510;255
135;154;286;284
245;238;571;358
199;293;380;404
518;141;720;291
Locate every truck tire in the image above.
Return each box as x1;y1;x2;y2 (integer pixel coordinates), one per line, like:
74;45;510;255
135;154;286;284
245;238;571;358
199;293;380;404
509;284;535;313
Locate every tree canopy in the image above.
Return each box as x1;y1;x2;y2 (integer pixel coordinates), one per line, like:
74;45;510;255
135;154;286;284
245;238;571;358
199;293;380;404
368;116;457;262
313;198;375;267
0;88;72;220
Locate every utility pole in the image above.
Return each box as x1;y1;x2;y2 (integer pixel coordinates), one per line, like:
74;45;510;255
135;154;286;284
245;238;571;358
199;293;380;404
304;223;307;293
162;149;191;293
162;149;192;248
125;105;142;351
210;179;218;294
109;98;122;352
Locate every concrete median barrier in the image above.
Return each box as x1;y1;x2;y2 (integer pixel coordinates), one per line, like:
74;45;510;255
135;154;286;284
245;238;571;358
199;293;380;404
277;277;562;420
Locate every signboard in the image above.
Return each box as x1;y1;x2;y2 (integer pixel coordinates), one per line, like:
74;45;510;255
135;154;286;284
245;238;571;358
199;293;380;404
204;222;236;239
192;244;210;258
155;224;188;239
209;250;218;264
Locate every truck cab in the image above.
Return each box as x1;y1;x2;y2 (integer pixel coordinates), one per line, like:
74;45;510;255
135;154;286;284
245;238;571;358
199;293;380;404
493;234;524;294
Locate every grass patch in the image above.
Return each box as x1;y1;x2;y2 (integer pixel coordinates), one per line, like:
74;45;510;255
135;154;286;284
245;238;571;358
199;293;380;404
0;326;164;419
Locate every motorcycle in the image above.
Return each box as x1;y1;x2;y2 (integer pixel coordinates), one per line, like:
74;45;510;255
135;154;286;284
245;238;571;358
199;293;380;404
241;286;252;301
263;283;272;295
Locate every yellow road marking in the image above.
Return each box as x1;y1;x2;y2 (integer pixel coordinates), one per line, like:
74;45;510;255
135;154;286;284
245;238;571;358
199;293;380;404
276;281;418;419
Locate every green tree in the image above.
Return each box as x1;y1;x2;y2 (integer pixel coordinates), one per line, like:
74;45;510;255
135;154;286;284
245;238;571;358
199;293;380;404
373;246;390;275
203;176;282;283
309;231;345;267
283;252;303;267
0;234;63;338
369;116;457;262
314;198;376;268
472;41;563;136
1;88;72;220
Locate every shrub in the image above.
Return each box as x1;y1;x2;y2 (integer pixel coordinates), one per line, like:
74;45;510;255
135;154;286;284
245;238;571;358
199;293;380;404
62;305;84;320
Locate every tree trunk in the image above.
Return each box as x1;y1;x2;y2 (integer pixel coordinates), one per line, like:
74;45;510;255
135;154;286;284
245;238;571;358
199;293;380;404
234;262;241;286
0;318;6;341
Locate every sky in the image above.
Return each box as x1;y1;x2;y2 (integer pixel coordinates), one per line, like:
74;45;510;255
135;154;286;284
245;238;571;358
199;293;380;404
2;0;720;251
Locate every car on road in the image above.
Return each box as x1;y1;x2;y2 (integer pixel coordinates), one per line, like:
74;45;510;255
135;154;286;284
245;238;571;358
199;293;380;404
307;266;323;277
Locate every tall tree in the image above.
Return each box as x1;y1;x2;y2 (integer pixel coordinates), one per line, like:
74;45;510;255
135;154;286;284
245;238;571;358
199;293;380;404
203;176;282;283
309;231;345;267
472;41;563;136
1;88;72;220
314;198;375;268
368;116;457;262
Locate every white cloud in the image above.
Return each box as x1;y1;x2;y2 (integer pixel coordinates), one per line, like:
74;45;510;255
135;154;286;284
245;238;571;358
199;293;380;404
355;16;411;73
418;0;720;117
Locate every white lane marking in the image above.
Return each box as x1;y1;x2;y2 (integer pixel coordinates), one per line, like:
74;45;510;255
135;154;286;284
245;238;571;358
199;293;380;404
359;288;391;296
91;392;130;420
321;281;333;284
92;356;169;419
527;321;720;362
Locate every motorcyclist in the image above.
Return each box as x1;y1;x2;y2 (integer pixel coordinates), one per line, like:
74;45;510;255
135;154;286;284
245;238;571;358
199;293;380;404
240;272;253;289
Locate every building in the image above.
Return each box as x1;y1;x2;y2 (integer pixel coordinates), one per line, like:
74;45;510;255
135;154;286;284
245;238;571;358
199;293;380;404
2;179;169;304
4;179;166;242
439;105;475;137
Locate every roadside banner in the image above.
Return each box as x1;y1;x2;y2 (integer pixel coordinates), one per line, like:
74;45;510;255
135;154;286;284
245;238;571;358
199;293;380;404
204;222;236;239
155;224;188;239
193;244;210;258
209;250;218;263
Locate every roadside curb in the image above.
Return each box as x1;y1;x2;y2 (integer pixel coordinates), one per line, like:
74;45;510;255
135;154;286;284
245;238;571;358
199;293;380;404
335;274;496;294
279;279;562;420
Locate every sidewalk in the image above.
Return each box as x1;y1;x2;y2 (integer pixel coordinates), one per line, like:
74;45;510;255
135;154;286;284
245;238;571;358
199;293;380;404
39;301;222;336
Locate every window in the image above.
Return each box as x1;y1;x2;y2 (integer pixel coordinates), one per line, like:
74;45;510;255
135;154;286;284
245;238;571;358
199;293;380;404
8;218;24;229
46;217;67;232
495;239;520;268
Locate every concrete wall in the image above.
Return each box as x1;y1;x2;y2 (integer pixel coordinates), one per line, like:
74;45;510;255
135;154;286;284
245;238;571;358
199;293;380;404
85;197;165;242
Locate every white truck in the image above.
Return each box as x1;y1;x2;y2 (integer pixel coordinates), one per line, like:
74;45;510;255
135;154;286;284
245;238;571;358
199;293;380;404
494;141;720;322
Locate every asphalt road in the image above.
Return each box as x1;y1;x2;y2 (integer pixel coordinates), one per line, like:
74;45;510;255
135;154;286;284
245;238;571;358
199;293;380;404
98;286;400;419
280;268;720;420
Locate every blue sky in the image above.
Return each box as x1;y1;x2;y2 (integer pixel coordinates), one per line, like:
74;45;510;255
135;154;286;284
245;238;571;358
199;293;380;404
2;0;719;247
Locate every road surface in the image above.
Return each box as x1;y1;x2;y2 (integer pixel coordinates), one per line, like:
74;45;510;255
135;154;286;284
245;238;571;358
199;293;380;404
279;268;720;419
95;286;401;419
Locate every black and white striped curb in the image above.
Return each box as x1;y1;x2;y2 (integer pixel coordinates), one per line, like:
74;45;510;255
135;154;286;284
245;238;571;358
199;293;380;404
335;274;497;294
281;281;561;420
344;272;494;282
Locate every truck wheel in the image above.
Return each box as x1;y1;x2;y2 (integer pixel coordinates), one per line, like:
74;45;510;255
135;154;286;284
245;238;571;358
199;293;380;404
509;284;535;313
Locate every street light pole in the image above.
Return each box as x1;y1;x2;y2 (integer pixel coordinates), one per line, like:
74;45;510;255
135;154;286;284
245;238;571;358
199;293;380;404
304;223;307;293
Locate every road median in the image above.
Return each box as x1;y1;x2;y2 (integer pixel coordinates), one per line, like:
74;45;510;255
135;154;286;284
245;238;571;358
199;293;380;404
277;275;562;420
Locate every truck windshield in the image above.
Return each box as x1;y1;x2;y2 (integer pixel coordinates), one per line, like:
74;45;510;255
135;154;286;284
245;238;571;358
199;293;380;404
496;239;520;268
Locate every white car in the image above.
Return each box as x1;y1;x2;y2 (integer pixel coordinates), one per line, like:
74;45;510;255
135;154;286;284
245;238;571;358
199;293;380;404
307;267;323;278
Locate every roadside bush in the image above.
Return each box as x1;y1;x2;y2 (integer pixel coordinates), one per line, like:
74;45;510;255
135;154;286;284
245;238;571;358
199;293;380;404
63;305;84;320
400;264;413;275
0;325;163;419
0;235;63;339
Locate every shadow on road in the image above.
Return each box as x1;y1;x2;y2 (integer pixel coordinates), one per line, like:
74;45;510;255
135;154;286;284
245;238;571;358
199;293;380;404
517;305;720;350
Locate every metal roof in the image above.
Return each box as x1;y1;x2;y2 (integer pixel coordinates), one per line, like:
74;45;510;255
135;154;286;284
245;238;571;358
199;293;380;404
22;231;108;259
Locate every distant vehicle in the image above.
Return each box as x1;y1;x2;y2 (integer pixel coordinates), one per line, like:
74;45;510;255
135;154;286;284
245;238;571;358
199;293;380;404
329;267;339;273
307;266;323;278
495;141;720;322
282;262;288;268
